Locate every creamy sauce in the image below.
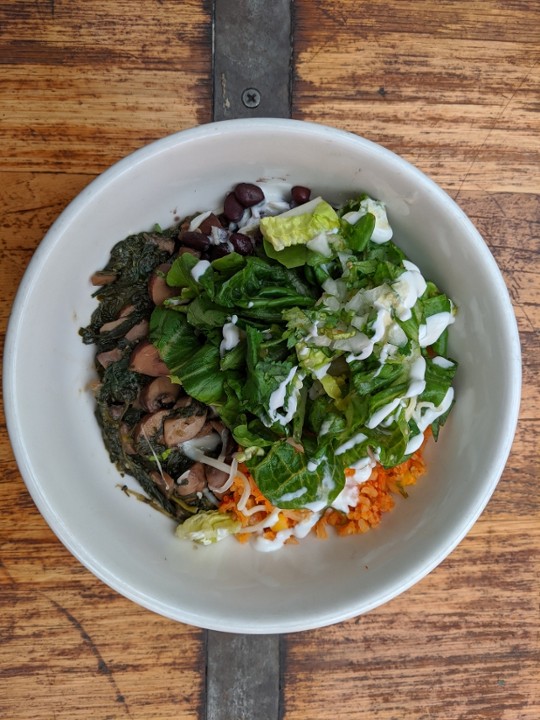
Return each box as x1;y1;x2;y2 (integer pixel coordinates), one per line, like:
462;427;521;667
278;487;308;503
366;397;402;429
418;311;455;347
331;456;375;512
265;366;305;427
335;432;368;456
188;210;213;231
413;387;454;432
251;511;321;552
392;260;427;320
219;315;241;356
433;355;455;369
307;232;333;257
181;434;222;456
406;355;427;398
343;198;393;244
190;259;211;282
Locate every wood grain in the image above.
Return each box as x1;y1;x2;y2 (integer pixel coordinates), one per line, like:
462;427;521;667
1;1;539;719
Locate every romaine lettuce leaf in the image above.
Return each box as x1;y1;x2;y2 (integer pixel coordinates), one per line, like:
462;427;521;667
175;511;241;545
260;198;340;251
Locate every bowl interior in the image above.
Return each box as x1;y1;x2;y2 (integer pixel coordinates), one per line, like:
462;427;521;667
4;119;521;633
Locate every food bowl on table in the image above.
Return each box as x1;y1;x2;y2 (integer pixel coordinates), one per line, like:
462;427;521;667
3;119;521;633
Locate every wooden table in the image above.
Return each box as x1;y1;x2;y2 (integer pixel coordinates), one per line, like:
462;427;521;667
1;2;538;718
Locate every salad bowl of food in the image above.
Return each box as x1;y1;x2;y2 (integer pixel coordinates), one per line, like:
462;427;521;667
4;119;521;633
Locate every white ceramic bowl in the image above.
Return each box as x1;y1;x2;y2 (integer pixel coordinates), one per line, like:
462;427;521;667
4;119;521;633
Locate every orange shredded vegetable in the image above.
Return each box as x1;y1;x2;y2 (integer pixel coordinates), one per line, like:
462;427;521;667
219;432;430;545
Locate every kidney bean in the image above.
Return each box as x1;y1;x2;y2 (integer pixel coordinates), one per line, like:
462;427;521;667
179;230;210;251
234;182;265;208
230;232;254;255
223;192;245;222
291;185;311;205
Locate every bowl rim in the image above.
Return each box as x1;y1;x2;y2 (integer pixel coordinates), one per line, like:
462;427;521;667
3;118;522;632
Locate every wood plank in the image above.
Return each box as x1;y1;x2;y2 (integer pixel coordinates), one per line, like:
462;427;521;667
0;0;213;173
0;579;205;720
1;1;539;719
283;2;540;717
0;2;212;717
292;0;540;194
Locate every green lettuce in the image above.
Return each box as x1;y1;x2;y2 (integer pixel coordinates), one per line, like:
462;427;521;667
260;198;340;251
175;511;241;545
145;191;458;516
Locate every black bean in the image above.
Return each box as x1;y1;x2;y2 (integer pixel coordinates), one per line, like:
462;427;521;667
198;213;223;235
223;192;245;222
208;244;230;260
291;185;311;205
234;182;265;208
230;233;254;255
178;247;201;259
179;230;210;251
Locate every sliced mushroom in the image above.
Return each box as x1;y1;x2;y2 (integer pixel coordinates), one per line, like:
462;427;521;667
175;462;207;496
129;341;169;376
120;423;136;455
133;409;170;445
148;264;177;306
91;271;117;286
140;376;181;412
174;396;193;409
163;411;207;448
96;347;123;369
147;234;175;254
100;317;127;334
108;404;124;421
205;466;231;494
194;421;216;438
150;470;175;496
124;319;149;342
119;304;136;318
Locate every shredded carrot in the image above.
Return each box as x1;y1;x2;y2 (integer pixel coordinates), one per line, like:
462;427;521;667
220;432;430;544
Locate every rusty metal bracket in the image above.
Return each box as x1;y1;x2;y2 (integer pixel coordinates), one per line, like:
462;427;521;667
212;0;293;120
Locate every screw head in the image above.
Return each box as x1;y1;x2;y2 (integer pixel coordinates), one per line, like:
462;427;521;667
241;87;261;109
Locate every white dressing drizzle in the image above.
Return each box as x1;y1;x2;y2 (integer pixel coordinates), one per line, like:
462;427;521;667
366;397;402;429
251;511;321;552
418;311;455;347
331;456;375;512
188;210;213;231
219;314;241;356
265;366;305;427
190;259;211;282
278;487;308;504
406;355;427;398
432;355;455;369
335;432;368;456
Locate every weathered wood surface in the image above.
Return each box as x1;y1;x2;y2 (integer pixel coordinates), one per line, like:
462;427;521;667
1;1;538;718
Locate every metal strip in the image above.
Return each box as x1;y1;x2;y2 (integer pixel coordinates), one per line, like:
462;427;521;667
205;633;281;720
205;2;292;717
212;0;293;120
